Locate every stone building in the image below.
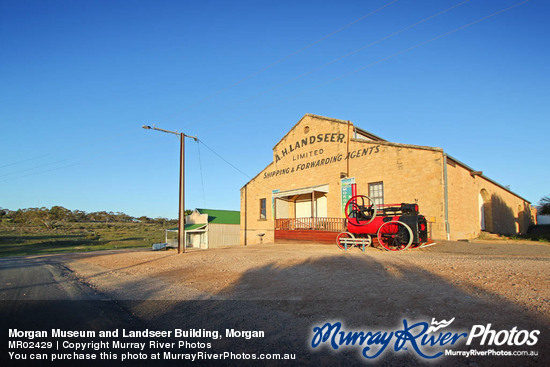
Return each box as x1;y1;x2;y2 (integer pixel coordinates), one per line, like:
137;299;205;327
240;114;535;245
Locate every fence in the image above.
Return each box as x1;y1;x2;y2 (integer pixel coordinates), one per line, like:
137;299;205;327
275;217;346;232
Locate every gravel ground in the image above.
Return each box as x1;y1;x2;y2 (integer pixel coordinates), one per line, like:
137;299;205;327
62;240;549;366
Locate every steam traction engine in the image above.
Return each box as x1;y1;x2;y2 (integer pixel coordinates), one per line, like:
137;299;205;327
337;184;430;251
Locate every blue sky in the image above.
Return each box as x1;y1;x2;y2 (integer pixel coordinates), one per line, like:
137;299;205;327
1;0;548;219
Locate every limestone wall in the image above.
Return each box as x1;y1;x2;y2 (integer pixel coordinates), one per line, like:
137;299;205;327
240;115;449;244
240;114;533;245
446;158;534;239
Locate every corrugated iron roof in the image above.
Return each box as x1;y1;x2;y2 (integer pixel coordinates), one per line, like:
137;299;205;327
167;224;207;231
185;223;207;231
197;209;240;224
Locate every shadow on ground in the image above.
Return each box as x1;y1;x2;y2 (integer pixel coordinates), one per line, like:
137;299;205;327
106;254;548;366
2;243;548;366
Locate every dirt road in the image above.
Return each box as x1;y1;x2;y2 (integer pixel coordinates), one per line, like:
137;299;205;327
2;241;548;366
58;240;549;366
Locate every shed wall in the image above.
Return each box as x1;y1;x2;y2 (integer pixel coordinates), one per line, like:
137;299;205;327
209;224;240;247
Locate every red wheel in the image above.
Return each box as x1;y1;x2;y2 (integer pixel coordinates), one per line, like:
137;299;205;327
344;195;377;226
377;221;413;251
336;232;355;250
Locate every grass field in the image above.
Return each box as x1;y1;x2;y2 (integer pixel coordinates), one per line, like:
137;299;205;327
0;222;168;257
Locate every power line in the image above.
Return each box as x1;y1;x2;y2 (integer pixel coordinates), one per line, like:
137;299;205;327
163;0;400;120
0;128;157;182
0;137;151;184
2;1;530;189
197;139;284;194
0;130;130;169
190;0;531;206
0;154;52;170
0;159;69;179
196;141;207;208
192;0;472;126
0;163;82;183
319;0;531;87
207;0;532;127
198;139;252;180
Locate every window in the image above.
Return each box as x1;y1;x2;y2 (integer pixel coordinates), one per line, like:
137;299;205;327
259;198;267;219
369;182;384;207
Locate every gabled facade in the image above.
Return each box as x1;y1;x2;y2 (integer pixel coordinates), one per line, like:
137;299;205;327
240;114;534;245
172;208;240;249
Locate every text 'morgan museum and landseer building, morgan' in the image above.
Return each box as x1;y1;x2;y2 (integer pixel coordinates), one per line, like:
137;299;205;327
240;114;536;245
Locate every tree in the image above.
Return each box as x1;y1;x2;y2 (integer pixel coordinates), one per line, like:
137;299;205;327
138;216;152;223
72;209;88;222
115;212;133;222
13;208;55;229
50;206;72;222
539;195;550;215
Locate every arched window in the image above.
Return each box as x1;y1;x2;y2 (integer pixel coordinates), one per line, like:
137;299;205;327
479;189;492;232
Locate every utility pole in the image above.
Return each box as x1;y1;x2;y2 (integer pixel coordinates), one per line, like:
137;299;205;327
142;125;197;254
